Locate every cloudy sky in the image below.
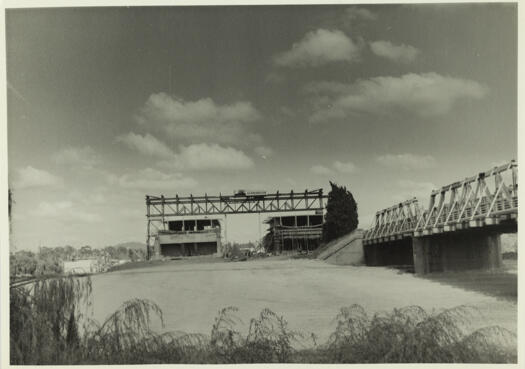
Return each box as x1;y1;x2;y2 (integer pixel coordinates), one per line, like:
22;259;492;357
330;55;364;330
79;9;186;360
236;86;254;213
6;4;516;251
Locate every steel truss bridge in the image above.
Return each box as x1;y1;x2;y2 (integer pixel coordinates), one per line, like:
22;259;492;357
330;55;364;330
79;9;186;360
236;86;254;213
145;189;327;253
363;160;518;245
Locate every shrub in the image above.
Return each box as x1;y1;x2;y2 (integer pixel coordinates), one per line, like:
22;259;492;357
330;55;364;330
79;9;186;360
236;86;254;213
10;276;92;364
10;278;517;364
322;304;516;363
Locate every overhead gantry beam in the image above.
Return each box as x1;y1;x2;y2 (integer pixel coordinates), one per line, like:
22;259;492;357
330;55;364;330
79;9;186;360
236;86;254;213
146;189;327;217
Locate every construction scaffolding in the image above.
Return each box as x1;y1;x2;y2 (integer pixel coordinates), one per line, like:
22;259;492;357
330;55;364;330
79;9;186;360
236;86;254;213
264;215;324;254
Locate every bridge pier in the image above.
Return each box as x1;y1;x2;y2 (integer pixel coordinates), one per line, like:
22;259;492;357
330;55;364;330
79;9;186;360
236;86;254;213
364;238;414;267
412;231;502;274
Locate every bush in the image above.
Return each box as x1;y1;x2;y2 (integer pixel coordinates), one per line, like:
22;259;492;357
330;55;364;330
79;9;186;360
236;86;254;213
10;278;516;364
322;182;359;243
321;304;516;363
10;277;92;364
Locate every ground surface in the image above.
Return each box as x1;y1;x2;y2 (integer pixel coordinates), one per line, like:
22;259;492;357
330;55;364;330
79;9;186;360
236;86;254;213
91;257;517;345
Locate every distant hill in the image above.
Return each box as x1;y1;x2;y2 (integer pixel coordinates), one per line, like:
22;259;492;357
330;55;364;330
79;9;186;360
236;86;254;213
112;242;147;250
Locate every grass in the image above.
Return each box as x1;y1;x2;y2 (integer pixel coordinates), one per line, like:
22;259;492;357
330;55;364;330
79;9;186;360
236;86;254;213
420;267;517;301
10;276;517;364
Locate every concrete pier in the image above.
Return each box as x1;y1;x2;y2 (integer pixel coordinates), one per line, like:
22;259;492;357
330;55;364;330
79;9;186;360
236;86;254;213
364;238;414;267
412;231;502;274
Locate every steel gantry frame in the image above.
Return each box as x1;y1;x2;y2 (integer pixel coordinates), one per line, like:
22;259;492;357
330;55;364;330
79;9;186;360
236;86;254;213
363;160;517;245
145;189;327;258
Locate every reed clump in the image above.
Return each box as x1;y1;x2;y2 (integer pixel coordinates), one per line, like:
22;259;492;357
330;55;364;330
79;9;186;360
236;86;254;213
10;277;516;364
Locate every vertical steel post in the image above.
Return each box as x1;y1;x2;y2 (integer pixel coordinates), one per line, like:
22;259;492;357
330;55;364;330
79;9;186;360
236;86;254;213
224;214;228;247
512;161;518;196
258;212;262;247
161;195;166;230
146;195;151;260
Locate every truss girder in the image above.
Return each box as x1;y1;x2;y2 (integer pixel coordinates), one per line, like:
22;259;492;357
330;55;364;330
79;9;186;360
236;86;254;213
364;160;517;245
146;189;326;217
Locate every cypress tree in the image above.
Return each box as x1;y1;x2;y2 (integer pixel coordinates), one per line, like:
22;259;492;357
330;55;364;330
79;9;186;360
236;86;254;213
322;182;358;243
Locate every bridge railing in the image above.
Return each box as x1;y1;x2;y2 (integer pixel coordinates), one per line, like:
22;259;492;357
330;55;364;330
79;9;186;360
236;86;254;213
364;160;517;244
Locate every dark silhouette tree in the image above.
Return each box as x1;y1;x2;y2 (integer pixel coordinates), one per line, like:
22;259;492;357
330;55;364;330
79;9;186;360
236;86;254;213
8;189;13;220
322;182;358;243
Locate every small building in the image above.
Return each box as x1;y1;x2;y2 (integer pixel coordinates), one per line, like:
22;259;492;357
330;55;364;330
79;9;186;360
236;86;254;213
264;214;323;254
153;218;222;257
63;259;100;275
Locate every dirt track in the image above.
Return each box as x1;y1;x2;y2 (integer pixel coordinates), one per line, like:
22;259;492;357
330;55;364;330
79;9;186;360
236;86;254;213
91;257;517;344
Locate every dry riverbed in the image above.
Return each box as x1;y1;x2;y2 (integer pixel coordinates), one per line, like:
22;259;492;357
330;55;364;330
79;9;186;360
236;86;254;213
91;257;517;345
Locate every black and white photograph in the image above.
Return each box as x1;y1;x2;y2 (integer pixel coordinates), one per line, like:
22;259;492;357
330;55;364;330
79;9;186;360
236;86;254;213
2;1;521;365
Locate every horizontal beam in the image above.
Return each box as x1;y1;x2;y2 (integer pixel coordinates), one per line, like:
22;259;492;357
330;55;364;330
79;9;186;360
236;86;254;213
146;189;327;217
148;207;324;217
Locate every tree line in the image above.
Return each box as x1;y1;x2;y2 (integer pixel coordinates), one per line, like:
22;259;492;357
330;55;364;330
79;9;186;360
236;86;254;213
10;245;146;279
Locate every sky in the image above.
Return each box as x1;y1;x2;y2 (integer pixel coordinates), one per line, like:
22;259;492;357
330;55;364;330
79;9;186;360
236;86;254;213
6;3;517;251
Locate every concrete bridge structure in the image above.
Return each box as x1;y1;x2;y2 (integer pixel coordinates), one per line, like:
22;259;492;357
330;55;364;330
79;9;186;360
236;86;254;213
363;160;517;273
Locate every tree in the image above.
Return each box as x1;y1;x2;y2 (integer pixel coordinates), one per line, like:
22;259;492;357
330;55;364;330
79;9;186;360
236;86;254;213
79;245;92;258
322;181;358;243
8;189;14;235
8;189;13;220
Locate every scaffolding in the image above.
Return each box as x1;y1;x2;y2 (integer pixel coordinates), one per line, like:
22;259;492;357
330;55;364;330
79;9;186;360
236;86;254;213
265;215;324;254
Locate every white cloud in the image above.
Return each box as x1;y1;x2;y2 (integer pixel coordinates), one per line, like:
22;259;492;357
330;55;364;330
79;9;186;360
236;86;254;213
108;168;197;192
117;132;254;171
175;143;254;171
31;201;100;222
136;93;262;146
254;146;274;159
273;29;362;67
310;165;333;175
52;146;100;168
117;132;174;158
311;160;358;175
333;160;358;173
376;153;437;170
393;179;436;203
13;166;63;189
306;72;488;122
370;40;420;64
344;7;377;21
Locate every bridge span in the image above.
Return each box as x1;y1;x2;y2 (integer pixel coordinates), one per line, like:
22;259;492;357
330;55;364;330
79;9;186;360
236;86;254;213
363;160;517;273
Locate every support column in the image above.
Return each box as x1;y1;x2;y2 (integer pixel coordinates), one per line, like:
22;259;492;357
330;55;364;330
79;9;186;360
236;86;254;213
412;237;430;274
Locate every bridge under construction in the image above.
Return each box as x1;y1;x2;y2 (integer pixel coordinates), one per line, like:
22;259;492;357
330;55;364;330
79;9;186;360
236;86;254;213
145;189;327;258
363;160;517;273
